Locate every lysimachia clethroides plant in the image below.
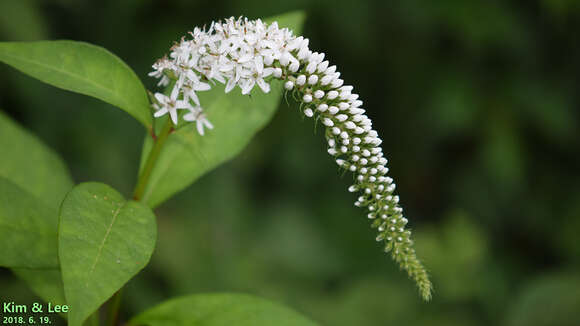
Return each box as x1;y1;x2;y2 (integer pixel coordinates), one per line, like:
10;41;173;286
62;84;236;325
0;11;430;326
149;16;432;300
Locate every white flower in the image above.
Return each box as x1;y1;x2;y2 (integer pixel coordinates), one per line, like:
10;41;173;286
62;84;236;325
152;92;191;125
183;107;214;136
149;16;432;300
296;75;306;85
284;81;294;90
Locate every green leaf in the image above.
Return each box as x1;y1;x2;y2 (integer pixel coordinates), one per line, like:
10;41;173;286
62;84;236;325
0;111;72;304
0;177;58;268
138;11;306;207
264;10;305;28
58;182;157;326
0;41;152;128
0;111;73;210
12;268;67;306
130;293;319;326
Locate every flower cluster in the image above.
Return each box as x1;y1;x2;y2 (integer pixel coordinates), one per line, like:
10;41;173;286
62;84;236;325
149;17;432;300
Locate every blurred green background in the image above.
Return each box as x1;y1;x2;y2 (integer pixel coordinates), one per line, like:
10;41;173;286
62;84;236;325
1;0;579;325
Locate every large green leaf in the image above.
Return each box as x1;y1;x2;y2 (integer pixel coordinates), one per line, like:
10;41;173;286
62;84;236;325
0;110;72;304
59;182;157;326
0;111;73;209
139;11;306;207
12;268;67;306
130;293;319;326
0;40;152;128
0;177;58;268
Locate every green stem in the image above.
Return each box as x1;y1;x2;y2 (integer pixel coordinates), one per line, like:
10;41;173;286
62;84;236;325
133;118;174;201
104;117;173;326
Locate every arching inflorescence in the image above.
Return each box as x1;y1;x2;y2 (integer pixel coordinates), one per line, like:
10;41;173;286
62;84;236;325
149;16;432;300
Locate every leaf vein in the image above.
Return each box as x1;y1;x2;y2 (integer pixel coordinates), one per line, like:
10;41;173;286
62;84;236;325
86;203;123;286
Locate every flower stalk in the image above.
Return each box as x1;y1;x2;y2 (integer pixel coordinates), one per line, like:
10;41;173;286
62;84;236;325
133;118;173;201
148;17;432;300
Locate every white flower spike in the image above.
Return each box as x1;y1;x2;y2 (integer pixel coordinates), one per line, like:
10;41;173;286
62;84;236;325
149;16;432;300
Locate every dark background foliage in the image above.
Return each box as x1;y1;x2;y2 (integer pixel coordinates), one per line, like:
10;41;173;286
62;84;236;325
1;0;579;325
